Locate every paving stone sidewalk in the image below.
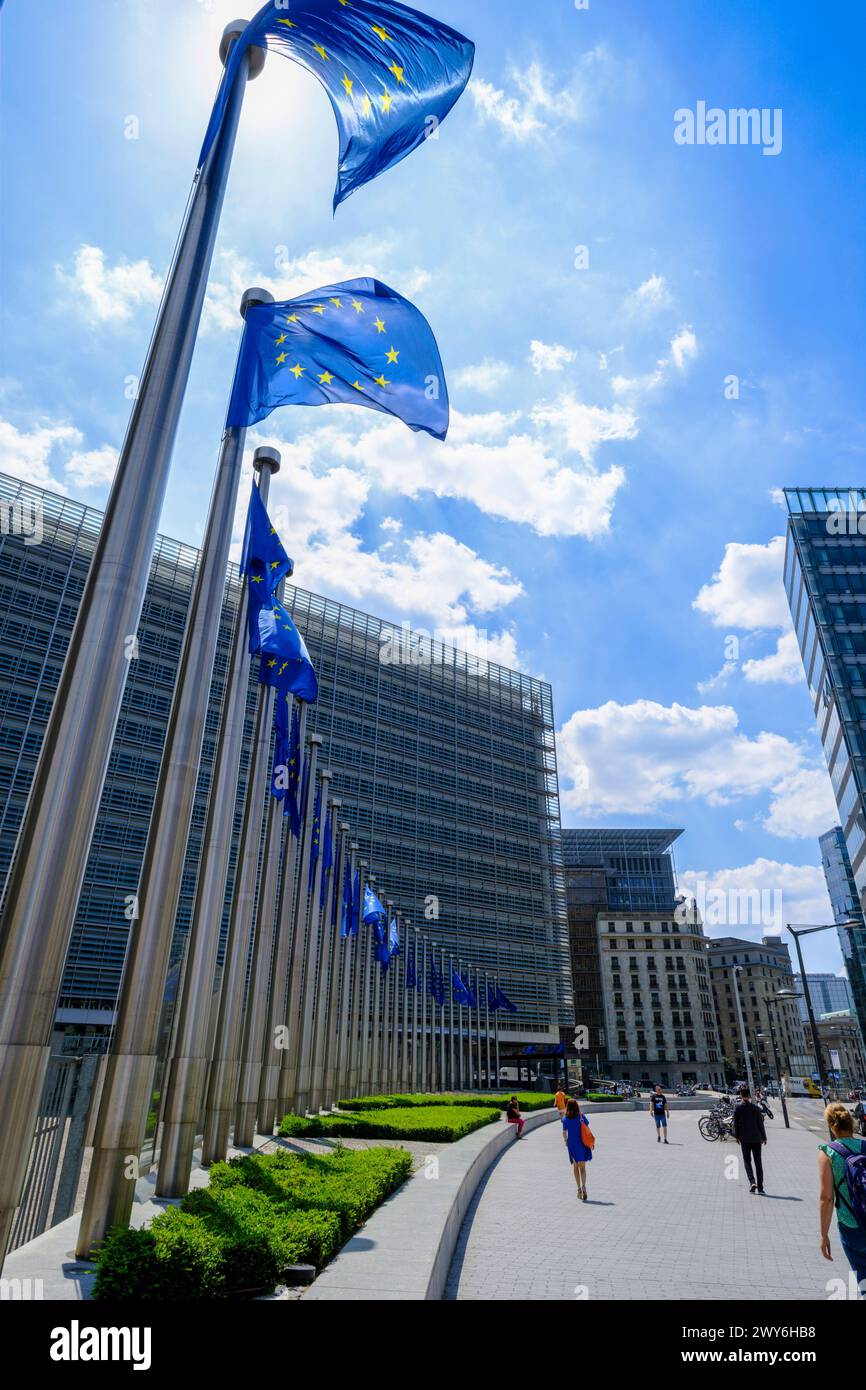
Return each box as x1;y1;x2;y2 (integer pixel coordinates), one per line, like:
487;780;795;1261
446;1108;846;1301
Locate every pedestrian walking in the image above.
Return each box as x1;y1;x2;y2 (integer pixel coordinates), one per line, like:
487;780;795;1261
649;1084;669;1143
732;1087;768;1194
819;1101;866;1292
554;1082;569;1119
506;1095;525;1138
852;1093;866;1138
562;1098;594;1201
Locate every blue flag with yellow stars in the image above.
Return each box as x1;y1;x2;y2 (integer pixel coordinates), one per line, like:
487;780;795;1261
308;785;322;890
227;278;449;440
258;597;319;704
201;0;474;209
240;483;293;649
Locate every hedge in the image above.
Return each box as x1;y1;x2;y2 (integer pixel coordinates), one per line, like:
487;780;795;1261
336;1091;553;1113
585;1092;625;1103
93;1146;411;1300
279;1103;501;1144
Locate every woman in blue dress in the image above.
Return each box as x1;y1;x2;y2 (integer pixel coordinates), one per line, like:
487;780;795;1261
562;1098;594;1201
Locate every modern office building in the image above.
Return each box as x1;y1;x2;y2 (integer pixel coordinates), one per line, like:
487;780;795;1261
708;936;812;1082
819;825;866;1043
597;907;723;1088
0;473;572;1051
793;969;855;1023
561;828;687;1073
816;1012;866;1090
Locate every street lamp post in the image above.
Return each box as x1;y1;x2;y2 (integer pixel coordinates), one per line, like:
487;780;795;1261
785;921;863;1104
758;993;793;1129
732;967;755;1094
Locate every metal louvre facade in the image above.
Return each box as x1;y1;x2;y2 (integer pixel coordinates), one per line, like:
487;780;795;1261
0;473;571;1043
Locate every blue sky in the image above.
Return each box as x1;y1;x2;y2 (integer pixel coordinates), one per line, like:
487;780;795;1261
3;0;865;973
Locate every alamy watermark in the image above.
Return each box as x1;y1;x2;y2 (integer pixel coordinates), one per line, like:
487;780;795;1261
379;622;493;668
676;880;782;932
674;102;782;157
826;492;866;535
0;496;43;547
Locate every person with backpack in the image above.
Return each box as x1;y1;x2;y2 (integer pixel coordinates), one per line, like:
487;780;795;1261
562;1098;595;1201
819;1101;866;1291
649;1084;669;1143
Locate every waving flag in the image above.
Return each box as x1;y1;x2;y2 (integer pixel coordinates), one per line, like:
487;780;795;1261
201;0;475;209
341;858;354;937
240;482;293;649
406;942;417;989
451;969;470;1007
227;279;448;440
258;598;319;703
388;917;400;957
320;807;334;896
308;785;322;890
495;986;518;1015
363;885;387;925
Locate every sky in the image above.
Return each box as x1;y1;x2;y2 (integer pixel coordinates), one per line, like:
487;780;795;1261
2;0;865;975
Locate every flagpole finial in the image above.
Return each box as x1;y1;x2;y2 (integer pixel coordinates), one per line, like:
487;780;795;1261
220;20;266;79
241;286;274;319
309;734;324;748
252;446;280;475
320;768;332;782
330;798;342;810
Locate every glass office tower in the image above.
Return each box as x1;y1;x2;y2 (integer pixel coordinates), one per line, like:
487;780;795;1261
819;825;866;1043
0;473;572;1048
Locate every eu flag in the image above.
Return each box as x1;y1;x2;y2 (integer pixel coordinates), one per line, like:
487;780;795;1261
227;279;448;440
201;0;474;209
272;694;291;801
406;943;417;989
258;598;319;704
388;917;400;957
495;986;517;1015
363;885;387;924
240;483;293;650
320;807;334;896
341;859;354;938
451;969;470;1007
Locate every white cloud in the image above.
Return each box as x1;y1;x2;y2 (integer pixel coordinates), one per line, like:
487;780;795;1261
762;767;839;839
201;244;431;334
670;326;698;370
529;340;577;375
64;445;119;489
0;418;77;491
281;400;630;539
610;326;698;399
742;630;803;686
468;54;608;140
453;359;513;394
693;536;790;629
557;698;803;817
468;76;545;140
380;516;402;533
628;273;670;310
55;245;163;323
678;860;834;940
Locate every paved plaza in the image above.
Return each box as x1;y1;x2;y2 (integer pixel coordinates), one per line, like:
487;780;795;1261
446;1104;846;1301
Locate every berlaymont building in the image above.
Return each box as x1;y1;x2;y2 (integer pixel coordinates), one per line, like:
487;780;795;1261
0;472;573;1061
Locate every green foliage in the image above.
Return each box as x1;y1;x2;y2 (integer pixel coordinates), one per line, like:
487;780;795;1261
93;1146;408;1300
92;1209;224;1301
585;1092;625;1103
279;1103;501;1144
336;1091;552;1113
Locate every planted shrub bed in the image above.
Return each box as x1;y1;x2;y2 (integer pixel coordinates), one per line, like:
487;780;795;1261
584;1092;626;1103
336;1091;553;1113
279;1103;502;1143
93;1146;411;1301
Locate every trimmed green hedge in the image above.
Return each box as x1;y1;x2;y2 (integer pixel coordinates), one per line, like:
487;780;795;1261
93;1146;411;1300
585;1092;625;1103
336;1091;553;1113
279;1103;501;1143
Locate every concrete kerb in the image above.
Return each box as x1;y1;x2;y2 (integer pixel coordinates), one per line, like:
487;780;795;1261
304;1108;559;1301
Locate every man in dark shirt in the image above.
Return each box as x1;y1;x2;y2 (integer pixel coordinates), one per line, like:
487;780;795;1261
649;1085;669;1144
732;1087;768;1193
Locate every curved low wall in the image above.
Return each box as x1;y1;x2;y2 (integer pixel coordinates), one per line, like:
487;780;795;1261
304;1109;559;1301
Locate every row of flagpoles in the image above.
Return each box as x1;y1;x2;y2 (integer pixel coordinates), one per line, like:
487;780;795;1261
0;1;478;1268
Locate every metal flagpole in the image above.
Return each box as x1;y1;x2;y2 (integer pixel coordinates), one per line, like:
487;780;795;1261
410;924;419;1092
494;975;501;1090
320;817;348;1111
78;427;282;1250
340;843;359;1098
448;952;456;1092
420;940;429;1094
485;971;492;1091
0;22;265;1265
276;736;322;1119
368;881;384;1095
386;903;398;1092
458;958;466;1091
292;767;331;1115
257;699;306;1136
156;447;279;1196
279;749;324;1115
233;767;284;1148
434;945;444;1093
399;915;409;1093
199;629;281;1167
344;846;361;1097
308;797;339;1113
357;865;374;1095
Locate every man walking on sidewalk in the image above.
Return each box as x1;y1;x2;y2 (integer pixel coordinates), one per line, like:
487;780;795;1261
650;1085;670;1144
733;1086;768;1194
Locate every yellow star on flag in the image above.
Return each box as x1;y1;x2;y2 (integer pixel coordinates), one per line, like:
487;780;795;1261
389;62;406;85
330;297;343;308
374;374;389;388
267;658;277;668
351;298;364;313
319;370;335;385
312;305;325;315
291;363;306;378
373;317;386;333
277;18;297;27
371;23;391;41
313;43;329;61
361;95;373;117
276;333;287;345
270;560;281;570
352;380;364;391
380;90;394;114
276;352;287;365
342;74;354;96
386;346;400;364
251;575;264;585
286;313;299;323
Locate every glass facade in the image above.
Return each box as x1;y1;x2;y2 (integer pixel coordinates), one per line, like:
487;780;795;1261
0;473;572;1043
818;825;866;1043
